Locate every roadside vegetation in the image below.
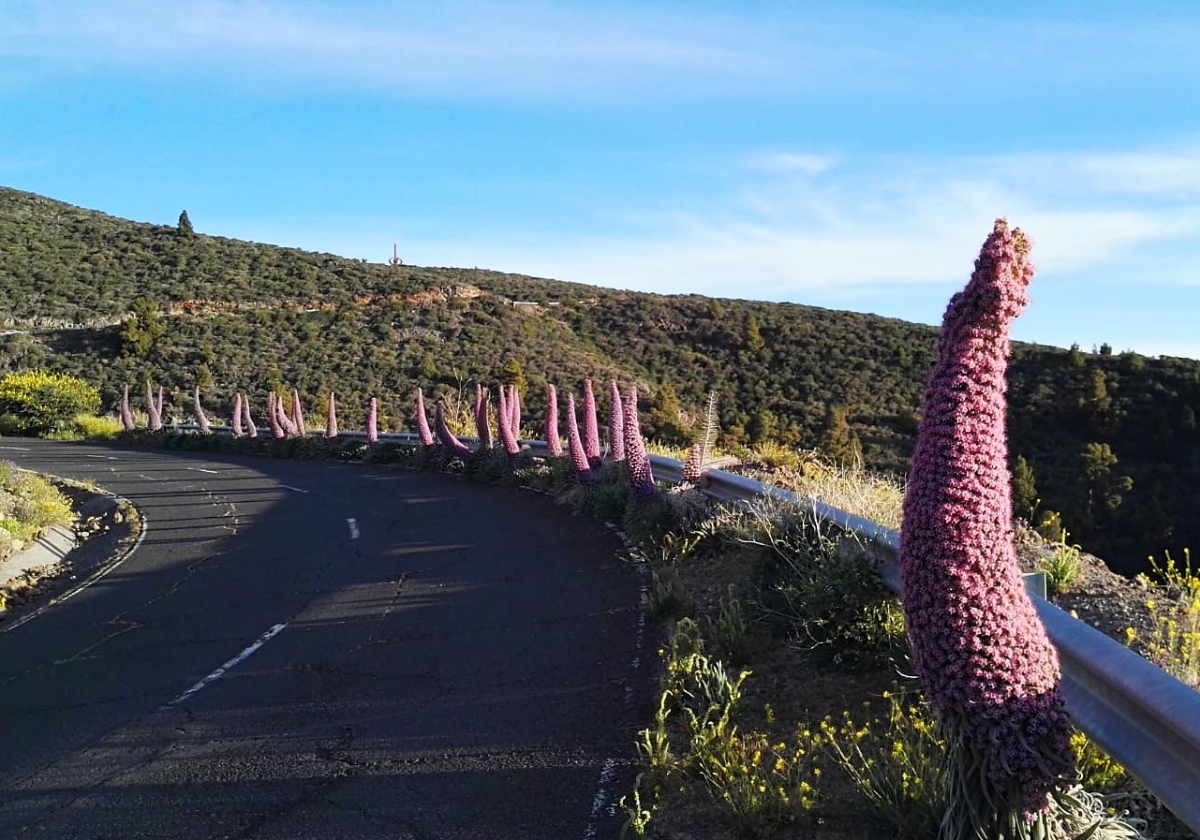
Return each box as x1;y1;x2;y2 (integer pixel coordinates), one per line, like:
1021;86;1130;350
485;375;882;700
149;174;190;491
0;461;74;610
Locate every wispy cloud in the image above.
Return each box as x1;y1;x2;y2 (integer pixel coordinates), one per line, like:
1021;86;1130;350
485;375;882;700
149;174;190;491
4;1;1200;102
220;144;1200;303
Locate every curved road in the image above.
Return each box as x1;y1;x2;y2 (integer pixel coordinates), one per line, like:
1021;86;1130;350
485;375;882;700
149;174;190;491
0;440;651;839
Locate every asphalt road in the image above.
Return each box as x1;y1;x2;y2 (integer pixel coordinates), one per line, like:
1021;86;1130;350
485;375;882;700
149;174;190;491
0;440;651;839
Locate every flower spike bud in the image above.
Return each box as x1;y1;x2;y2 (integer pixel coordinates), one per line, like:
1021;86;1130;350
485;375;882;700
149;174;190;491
682;444;703;483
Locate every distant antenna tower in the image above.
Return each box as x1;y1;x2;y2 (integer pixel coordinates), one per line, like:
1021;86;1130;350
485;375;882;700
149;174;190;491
389;243;404;267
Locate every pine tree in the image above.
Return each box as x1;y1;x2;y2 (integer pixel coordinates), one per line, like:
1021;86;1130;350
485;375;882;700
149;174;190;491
1011;455;1039;521
177;210;195;238
819;406;862;466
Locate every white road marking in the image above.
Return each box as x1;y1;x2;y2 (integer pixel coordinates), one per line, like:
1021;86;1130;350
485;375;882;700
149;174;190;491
582;758;620;840
0;446;31;451
84;454;118;460
169;622;287;706
280;485;309;494
347;518;360;540
185;467;220;475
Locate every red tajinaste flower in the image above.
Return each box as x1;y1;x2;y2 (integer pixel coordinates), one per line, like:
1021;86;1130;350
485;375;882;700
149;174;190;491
583;379;601;462
146;381;162;432
325;391;338;439
608;379;625;462
566;392;592;483
545;384;563;457
232;393;244;437
120;384;135;431
366;397;378;444
434;400;472;457
474;384;492;450
290;389;306;437
267;392;285;439
496;382;521;456
192;385;211;433
682;444;703;483
415;389;435;448
899;219;1073;828
623;386;655;498
242;394;258;438
508;384;521;435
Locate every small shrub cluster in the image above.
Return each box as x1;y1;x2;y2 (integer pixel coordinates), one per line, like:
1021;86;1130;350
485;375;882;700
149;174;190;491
0;370;100;436
0;460;74;566
1130;549;1200;690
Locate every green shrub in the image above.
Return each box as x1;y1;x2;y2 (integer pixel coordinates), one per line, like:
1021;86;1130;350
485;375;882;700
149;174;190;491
0;370;101;436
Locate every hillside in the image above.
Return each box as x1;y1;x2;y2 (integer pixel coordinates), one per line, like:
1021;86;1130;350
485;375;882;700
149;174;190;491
4;185;1200;576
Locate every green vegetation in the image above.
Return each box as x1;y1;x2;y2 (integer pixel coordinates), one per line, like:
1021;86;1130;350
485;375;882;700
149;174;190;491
0;461;74;565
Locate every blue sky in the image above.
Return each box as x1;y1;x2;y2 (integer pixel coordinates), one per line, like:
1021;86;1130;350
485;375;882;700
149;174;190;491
3;1;1200;357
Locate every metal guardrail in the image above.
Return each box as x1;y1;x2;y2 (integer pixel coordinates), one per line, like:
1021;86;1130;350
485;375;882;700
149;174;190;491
163;424;1200;830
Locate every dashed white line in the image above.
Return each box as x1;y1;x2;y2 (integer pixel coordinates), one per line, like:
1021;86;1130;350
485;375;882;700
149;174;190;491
347;518;360;540
169;622;287;706
0;446;31;451
83;454;118;460
185;467;220;475
280;485;309;494
582;758;620;840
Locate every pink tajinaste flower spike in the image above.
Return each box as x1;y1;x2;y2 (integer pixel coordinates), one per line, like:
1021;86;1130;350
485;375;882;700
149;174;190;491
267;392;285;439
193;385;211;433
434;401;472;457
366;397;379;444
496;383;520;456
120;384;135;431
291;389;306;437
277;396;298;437
474;384;492;449
608;379;625;462
325;391;338;439
899;219;1072;830
232;393;244;437
415;389;435;448
508;384;521;437
545;384;563;457
146;381;162;431
582;379;601;463
623;386;655;498
565;393;592;483
155;387;165;423
242;394;258;438
682;444;703;483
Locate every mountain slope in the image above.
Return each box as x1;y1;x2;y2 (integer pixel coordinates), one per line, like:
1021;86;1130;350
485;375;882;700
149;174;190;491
4;185;1200;575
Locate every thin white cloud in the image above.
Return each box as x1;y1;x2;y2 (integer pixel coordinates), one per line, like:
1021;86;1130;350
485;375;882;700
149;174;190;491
4;1;1200;102
212;145;1200;303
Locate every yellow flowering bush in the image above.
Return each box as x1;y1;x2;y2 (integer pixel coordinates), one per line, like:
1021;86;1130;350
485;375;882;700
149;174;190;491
0;370;101;436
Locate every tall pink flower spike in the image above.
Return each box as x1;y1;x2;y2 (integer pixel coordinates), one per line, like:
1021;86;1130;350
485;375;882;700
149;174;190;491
290;389;306;436
120;384;135;431
544;384;563;457
325;391;338;439
232;393;244;437
366;397;378;444
474;384;492;450
566;392;592;483
582;379;601;462
623;386;655;498
608;379;625;462
146;381;162;431
193;385;211;433
268;392;285;439
496;383;520;456
242;394;258;438
415;389;435;448
899;219;1072;827
434;401;472;457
